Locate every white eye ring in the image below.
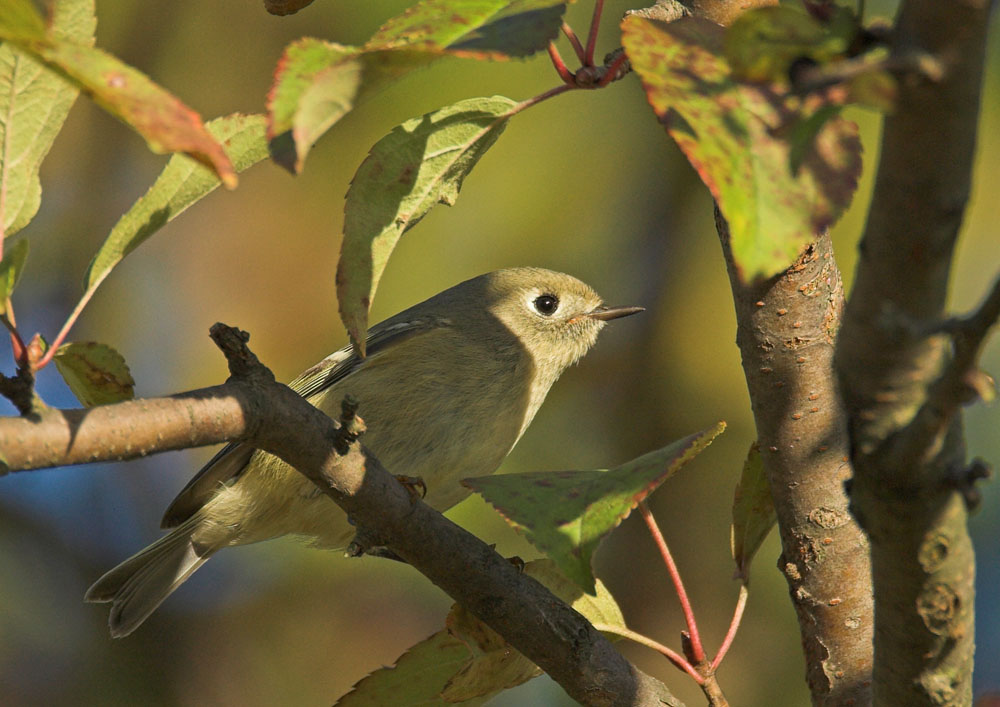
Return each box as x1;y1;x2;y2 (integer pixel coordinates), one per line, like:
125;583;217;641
533;294;559;316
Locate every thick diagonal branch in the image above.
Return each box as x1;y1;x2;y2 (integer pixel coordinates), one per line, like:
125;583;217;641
0;324;680;707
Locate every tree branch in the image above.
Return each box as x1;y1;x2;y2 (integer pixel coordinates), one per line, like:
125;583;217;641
834;0;993;703
0;324;682;707
717;216;873;706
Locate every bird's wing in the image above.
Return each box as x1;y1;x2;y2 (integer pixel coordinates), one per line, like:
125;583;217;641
159;317;448;529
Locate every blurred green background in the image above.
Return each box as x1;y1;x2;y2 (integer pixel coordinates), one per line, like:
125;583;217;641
1;1;998;705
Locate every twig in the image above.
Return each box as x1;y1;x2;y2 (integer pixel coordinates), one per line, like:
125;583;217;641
711;584;748;670
592;623;703;683
547;42;576;85
561;22;586;63
597;49;630;88
34;284;97;370
638;501;705;663
585;0;605;66
1;308;27;366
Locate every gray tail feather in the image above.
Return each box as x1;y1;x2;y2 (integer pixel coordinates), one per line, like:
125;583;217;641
85;516;217;638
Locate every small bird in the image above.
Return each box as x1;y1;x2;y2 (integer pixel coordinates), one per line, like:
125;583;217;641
86;267;642;637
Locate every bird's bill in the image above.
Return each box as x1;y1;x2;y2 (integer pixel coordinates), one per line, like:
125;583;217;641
586;305;645;321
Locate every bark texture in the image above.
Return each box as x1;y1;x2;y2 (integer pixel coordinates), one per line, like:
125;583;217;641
719;218;873;706
835;1;993;703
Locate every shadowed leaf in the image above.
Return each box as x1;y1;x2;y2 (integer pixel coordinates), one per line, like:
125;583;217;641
622;16;862;281
0;238;29;313
264;0;316;15
84;114;268;294
464;423;726;593
0;0;235;187
367;0;567;58
0;0;94;238
338;96;516;353
730;442;776;584
53;341;135;407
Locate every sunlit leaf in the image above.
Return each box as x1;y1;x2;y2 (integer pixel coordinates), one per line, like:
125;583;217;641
335;559;623;705
335;629;488;706
84;114;268;293
53;341;135;407
0;238;29;313
526;559;626;630
442;603;542;702
339;96;517;353
464;423;726;593
730;443;776;584
267;39;364;173
622;16;862;282
0;0;235;187
0;0;94;238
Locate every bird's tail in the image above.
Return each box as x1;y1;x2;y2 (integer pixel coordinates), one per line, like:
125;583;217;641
85;515;218;638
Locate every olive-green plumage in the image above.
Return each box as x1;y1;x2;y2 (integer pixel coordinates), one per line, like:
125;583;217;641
86;267;642;637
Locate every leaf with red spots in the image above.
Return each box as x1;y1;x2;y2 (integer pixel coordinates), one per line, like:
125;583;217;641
338;96;516;354
463;423;726;593
730;443;776;584
53;341;135;407
0;0;235;187
622;15;862;282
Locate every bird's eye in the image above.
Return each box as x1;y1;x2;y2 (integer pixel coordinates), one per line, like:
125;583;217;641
533;294;559;316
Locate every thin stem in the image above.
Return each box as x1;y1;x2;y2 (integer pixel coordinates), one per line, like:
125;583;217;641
561;22;586;63
639;501;706;663
585;0;605;66
711;583;748;670
1;307;26;365
597;50;629;88
591;623;703;684
35;285;96;370
511;83;575;115
547;42;575;85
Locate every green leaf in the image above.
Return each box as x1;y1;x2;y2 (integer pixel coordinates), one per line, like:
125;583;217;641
0;0;94;238
0;1;235;187
267;1;566;173
335;559;623;705
0;0;46;41
464;423;726;593
525;559;626;630
442;603;542;702
730;443;776;584
53;341;135;407
336;629;490;706
0;238;29;313
267;41;437;173
339;96;517;353
84;114;268;293
724;5;855;82
622;16;862;282
266;39;366;173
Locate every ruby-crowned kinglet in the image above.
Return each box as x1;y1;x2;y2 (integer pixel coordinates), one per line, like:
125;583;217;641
86;267;642;636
